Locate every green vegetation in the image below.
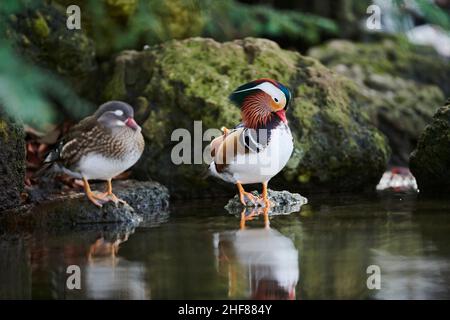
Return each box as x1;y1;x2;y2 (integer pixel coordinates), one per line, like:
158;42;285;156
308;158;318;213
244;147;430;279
0;0;93;129
203;0;338;44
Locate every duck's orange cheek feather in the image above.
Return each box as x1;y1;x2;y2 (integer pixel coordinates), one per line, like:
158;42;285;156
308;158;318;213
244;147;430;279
270;100;282;111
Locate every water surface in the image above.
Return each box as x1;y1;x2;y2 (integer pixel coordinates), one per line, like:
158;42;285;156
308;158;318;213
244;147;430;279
1;192;450;299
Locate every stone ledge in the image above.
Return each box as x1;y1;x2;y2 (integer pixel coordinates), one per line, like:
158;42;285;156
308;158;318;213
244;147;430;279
0;180;169;229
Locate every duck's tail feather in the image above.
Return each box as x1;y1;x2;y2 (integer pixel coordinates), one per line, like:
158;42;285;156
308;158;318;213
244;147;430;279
34;162;63;179
34;141;65;179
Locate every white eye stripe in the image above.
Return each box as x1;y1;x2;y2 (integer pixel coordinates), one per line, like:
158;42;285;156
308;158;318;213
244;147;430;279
234;82;285;102
114;110;124;117
256;82;284;102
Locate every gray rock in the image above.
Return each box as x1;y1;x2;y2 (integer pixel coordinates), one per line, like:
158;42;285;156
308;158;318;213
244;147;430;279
225;189;308;216
0;180;169;229
110;180;170;215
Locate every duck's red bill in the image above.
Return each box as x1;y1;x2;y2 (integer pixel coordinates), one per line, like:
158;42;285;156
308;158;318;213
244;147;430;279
125;117;139;130
275;110;287;123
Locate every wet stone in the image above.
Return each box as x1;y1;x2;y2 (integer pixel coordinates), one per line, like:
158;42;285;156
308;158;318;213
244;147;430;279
0;180;169;230
225;189;308;216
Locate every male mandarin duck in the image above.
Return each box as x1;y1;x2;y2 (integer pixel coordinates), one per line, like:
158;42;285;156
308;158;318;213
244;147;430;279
209;78;294;207
38;101;145;207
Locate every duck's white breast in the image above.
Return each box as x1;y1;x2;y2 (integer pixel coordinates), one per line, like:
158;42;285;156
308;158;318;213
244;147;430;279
234;228;299;291
227;124;293;184
78;150;142;180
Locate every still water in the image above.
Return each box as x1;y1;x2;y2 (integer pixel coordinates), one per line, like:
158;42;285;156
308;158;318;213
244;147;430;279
1;192;450;299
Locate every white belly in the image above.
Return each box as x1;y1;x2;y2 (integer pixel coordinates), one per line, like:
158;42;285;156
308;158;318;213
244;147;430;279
233;228;299;291
78;151;142;180
210;126;293;184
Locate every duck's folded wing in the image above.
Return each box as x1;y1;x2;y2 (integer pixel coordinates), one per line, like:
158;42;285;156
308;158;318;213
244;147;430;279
36;116;100;177
60;124;109;168
212;128;264;173
240;128;269;153
43;116;99;167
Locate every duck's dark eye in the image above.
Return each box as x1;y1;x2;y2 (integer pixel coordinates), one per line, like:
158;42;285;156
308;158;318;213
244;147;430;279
274;98;279;102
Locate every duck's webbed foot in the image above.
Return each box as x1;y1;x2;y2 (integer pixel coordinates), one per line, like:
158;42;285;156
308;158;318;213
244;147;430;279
100;179;128;207
108;193;127;206
82;177;103;207
236;182;258;206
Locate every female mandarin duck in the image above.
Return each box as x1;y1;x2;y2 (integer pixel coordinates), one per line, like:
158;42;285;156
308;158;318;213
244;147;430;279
39;101;145;207
209;78;293;207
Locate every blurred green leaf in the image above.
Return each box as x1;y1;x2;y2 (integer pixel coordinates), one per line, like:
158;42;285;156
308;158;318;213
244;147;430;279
0;0;94;128
203;0;338;45
0;43;93;129
415;0;450;31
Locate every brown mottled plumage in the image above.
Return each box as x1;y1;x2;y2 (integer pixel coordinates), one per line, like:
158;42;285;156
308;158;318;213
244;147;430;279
39;101;145;207
58;120;144;171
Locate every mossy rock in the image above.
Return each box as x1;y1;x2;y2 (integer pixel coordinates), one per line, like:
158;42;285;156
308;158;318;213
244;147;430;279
309;39;448;165
0;113;25;212
52;0;205;58
410;101;450;194
104;37;390;198
308;38;450;96
5;1;98;100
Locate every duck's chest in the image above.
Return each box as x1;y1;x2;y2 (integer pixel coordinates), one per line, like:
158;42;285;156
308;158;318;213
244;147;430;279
265;124;293;164
229;124;293;183
78;131;144;180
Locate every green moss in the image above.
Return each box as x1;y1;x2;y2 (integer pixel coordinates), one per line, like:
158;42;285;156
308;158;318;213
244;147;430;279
0;119;9;141
32;12;50;38
309;38;450;96
151;0;204;39
6;1;98;103
103;62;127;101
0;115;26;211
410;103;450;193
105;0;138;18
298;172;311;184
309;38;447;165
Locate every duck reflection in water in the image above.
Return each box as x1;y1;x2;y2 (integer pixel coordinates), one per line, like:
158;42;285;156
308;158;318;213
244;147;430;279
214;207;299;300
84;230;149;299
87;232;130;266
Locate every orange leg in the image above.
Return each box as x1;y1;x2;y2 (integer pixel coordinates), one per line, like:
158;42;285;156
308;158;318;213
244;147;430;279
240;209;246;230
262;182;271;208
239;208;263;229
262;206;270;229
95;179;127;206
240;207;269;229
82;177;103;207
236;182;258;206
